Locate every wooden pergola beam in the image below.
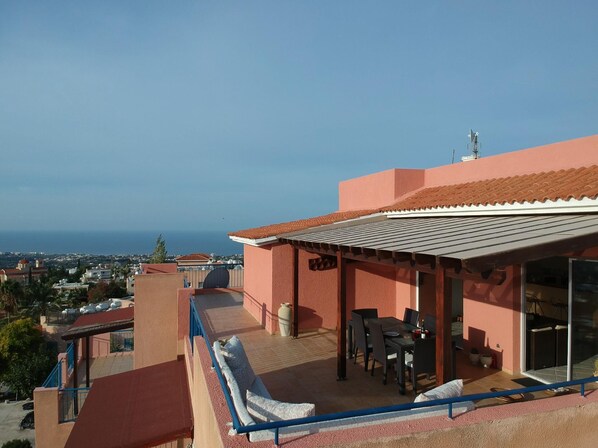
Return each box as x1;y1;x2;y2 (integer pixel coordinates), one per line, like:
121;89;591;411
281;241;507;284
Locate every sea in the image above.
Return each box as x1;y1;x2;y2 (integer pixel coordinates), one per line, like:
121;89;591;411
0;230;243;256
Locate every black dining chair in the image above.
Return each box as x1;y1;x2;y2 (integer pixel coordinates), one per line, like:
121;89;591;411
350;308;378;355
351;311;373;371
369;322;397;385
352;308;378;319
404;337;436;394
423;314;436;334
403;307;420;327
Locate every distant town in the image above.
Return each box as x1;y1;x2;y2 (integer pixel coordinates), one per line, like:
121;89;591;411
0;251;243;271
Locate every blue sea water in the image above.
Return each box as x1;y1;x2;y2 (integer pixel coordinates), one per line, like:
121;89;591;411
0;230;243;256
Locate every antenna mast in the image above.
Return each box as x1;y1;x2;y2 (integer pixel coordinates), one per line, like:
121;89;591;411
461;129;481;162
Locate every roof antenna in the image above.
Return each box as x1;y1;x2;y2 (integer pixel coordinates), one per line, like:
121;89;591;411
461;130;480;162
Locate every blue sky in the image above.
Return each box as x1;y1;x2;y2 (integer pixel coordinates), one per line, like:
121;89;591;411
1;1;597;233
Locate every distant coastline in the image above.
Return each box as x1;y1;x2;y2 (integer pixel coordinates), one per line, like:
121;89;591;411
0;230;242;256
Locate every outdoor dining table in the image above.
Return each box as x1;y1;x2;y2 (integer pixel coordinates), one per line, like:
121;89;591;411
384;324;461;395
365;317;418;395
348;315;459;395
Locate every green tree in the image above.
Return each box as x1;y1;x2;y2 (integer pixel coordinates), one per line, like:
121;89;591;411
0;318;54;398
2;440;33;448
0;280;24;323
0;318;44;363
2;347;54;398
149;234;168;263
22;280;57;319
87;280;126;303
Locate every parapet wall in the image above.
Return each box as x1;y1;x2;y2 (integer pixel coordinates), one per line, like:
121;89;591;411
189;331;598;447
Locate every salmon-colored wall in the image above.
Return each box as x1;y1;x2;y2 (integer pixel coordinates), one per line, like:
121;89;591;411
33;387;75;448
347;262;396;320
297;250;337;330
338;135;598;212
177;288;194;356
462;266;522;373
134;272;185;369
339;168;425;211
243;244;275;331
395;268;416;317
425;134;598;187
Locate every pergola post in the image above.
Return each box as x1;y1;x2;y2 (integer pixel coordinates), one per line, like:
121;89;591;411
292;247;299;338
336;251;347;380
435;267;453;385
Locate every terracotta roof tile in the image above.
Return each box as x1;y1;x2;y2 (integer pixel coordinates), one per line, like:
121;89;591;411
229;209;375;240
230;166;598;242
382;165;598;212
176;253;211;261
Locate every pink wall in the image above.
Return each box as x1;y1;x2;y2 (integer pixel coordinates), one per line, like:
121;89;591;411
243;244;275;331
339;168;425;211
347;262;396;319
297;250;336;330
395;268;416;317
338;134;598;212
424;134;598;187
462;266;522;373
134;272;185;369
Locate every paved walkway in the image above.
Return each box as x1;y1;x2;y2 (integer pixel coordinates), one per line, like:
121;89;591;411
0;399;35;446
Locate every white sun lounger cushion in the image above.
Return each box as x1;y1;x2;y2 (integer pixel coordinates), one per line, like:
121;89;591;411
414;379;463;403
246;389;315;423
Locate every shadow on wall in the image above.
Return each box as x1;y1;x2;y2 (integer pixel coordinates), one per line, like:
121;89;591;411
467;326;503;368
298;305;323;330
204;268;230;288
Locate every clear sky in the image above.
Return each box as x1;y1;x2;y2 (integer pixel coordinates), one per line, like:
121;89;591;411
1;1;597;233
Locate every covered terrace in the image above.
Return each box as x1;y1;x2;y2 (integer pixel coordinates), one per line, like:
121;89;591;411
275;213;598;384
194;290;555;413
61;307;135;388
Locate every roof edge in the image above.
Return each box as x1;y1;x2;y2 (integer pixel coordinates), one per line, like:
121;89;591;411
387;197;598;218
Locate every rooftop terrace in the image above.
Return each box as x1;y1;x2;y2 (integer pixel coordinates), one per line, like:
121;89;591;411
193;290;582;414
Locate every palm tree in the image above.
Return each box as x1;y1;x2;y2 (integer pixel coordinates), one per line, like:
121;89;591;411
23;280;57;320
0;280;24;323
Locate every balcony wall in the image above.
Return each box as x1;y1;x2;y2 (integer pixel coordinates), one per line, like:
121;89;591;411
33;387;75;448
134;272;185;369
186;328;598;448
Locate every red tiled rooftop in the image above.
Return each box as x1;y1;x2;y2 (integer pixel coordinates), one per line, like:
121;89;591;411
231;165;598;240
382;165;598;212
229;209;374;240
70;306;134;329
65;359;192;448
176;253;211;261
141;263;178;274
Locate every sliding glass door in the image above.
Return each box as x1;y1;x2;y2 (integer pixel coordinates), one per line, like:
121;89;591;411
570;260;598;380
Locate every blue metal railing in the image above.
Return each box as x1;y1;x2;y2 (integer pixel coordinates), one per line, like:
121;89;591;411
189;299;203;353
190;298;241;429
189;298;597;445
66;342;74;373
59;387;90;422
42;342;76;389
41;361;62;388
